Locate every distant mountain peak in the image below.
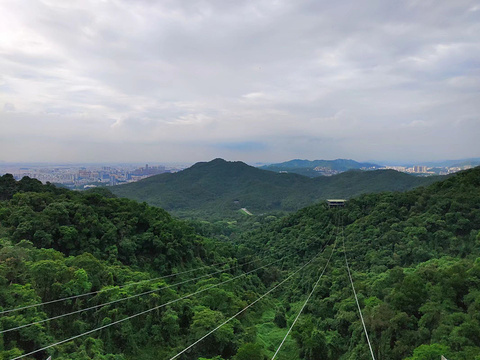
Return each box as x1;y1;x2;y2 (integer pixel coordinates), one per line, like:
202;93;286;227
111;158;444;218
197;158;247;166
190;158;227;168
260;158;380;177
192;158;250;169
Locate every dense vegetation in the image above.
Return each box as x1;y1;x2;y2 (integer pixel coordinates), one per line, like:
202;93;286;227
0;174;283;359
239;166;480;359
1;166;479;360
110;158;443;219
0;174;210;270
260;159;379;177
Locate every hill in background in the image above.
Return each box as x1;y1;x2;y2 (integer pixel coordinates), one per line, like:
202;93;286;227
110;158;444;219
413;157;480;168
260;158;380;177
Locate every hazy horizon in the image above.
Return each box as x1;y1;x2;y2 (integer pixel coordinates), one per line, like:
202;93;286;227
1;156;480;169
1;1;479;163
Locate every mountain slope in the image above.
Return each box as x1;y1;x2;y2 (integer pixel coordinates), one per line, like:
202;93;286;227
111;158;312;217
0;174;273;360
111;158;444;218
239;167;480;359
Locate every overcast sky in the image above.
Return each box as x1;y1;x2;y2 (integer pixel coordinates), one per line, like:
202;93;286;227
1;0;479;164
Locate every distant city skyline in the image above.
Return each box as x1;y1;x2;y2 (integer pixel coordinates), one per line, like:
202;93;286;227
2;157;477;189
1;1;479;163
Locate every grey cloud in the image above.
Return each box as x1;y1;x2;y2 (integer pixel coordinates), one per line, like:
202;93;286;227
0;0;479;163
3;103;15;112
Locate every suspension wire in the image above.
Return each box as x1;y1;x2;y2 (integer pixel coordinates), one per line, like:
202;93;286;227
0;212;333;317
0;252;265;316
8;257;284;360
341;216;376;360
2;216;335;334
271;238;338;359
169;231;337;360
0;256;265;335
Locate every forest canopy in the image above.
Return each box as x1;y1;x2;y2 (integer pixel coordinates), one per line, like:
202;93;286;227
1;167;479;359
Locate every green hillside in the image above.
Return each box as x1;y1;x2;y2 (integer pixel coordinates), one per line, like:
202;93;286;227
1;168;479;359
111;158;443;219
261;159;380;177
0;174;278;360
238;166;480;359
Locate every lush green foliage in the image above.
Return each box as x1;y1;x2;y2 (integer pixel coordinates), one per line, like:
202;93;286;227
1;166;478;360
0;238;282;360
111;158;443;219
0;176;212;271
0;175;282;359
239;167;480;359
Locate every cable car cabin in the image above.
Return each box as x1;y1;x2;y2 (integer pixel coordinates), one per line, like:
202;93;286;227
327;199;346;208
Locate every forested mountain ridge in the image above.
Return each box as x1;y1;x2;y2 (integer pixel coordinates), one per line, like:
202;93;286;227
238;166;480;360
260;159;379;177
0;174;207;270
110;158;443;219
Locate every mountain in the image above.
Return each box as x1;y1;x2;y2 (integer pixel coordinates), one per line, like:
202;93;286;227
111;158;444;219
260;158;380;177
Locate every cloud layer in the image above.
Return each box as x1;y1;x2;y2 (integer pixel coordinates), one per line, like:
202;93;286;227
1;0;479;163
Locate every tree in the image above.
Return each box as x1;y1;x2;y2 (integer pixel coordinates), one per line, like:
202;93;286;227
405;343;450;360
235;343;263;360
190;308;236;357
274;306;287;328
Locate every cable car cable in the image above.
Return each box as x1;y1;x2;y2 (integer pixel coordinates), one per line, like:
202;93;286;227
8;257;284;360
0;255;269;334
0;252;267;316
271;239;337;359
169;231;337;360
341;218;376;360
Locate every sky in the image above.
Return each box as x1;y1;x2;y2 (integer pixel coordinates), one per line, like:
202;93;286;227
0;0;479;164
